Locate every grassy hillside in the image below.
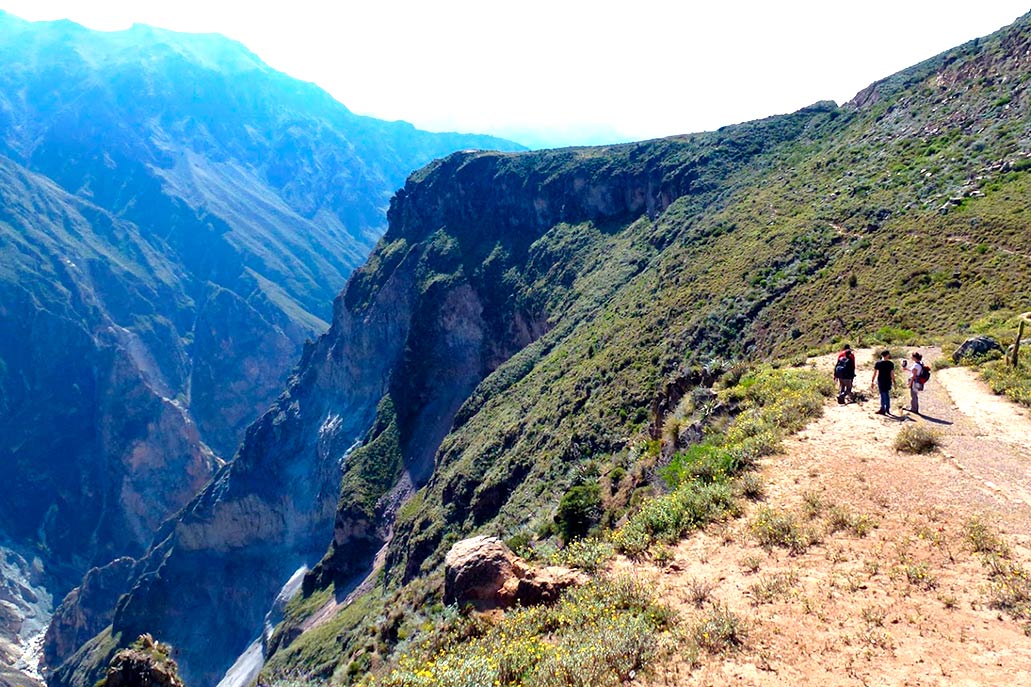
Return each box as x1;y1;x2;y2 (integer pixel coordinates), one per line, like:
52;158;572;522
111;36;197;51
197;12;1031;687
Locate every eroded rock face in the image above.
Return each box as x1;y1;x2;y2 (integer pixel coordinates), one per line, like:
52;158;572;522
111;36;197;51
44;558;138;670
443;537;586;611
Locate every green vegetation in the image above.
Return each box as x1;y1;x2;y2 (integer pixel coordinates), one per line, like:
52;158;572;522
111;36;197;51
750;506;821;555
363;578;671;687
892;424;941;454
555;484;602;542
965;518;1031;626
254;13;1031;685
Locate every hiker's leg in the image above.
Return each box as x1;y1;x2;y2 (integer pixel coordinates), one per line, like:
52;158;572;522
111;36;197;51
910;386;919;413
880;388;890;413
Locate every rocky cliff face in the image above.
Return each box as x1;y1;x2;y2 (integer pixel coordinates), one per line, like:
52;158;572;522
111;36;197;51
0;11;521;683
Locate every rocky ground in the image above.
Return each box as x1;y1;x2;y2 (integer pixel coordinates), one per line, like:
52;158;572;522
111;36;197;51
618;348;1031;687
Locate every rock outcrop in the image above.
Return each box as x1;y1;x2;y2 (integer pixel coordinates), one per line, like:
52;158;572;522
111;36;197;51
100;635;184;687
443;536;587;611
952;335;1005;363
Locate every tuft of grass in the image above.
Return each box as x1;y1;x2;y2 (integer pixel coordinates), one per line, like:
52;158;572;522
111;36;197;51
901;562;938;590
735;473;765;501
826;506;876;537
748;571;798;605
965;516;1011;557
739;554;764;574
692;604;747;654
684;578;715;608
893;424;940;454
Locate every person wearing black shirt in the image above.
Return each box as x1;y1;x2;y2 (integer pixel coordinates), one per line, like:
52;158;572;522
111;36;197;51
871;350;896;415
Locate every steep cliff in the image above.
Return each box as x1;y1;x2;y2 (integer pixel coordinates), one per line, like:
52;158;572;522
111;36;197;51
57;10;1031;687
0;11;521;682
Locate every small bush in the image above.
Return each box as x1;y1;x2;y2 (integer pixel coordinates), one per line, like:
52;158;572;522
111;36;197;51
748;571;798;605
550;537;615;573
751;506;820;555
826;506;875;537
902;562;938;590
893;424;940;454
981;358;1031;408
556;484;602;542
685;578;715;608
692;604;747;653
613;481;735;556
735;473;765;501
965;516;1011;557
986;556;1031;619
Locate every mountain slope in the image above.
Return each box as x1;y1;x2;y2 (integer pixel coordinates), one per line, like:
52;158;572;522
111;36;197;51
0;11;522;684
55;10;1031;687
0;11;520;559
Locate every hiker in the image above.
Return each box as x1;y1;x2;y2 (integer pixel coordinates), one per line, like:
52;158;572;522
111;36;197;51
907;351;926;414
834;344;857;404
870;350;896;415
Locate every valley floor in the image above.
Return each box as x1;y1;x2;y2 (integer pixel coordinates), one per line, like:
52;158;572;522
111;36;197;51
618;348;1031;686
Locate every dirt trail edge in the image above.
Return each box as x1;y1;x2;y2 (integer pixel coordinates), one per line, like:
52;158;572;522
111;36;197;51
621;348;1031;687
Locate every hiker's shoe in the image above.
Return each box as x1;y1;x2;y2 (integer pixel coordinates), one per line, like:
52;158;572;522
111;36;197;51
875;409;886;415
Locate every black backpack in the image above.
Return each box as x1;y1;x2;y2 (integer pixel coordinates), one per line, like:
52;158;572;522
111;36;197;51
916;364;931;384
834;354;852;377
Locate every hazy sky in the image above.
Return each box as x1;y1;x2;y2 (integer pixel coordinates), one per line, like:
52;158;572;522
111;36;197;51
2;1;1029;147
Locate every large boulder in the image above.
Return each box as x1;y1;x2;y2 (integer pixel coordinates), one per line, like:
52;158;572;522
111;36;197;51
443;536;586;611
952;335;1004;363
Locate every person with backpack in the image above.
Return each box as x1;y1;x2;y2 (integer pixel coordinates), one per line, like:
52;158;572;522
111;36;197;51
870;350;896;415
906;351;929;414
834;344;857;404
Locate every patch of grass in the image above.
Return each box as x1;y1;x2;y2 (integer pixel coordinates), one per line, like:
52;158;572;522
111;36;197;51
801;491;824;519
735;472;765;501
612;481;735;557
684;578;715;608
893;424;940;454
739;554;764;574
901;562;938;590
984;555;1031;619
980;357;1031;407
692;604;747;654
826;506;876;537
965;516;1011;557
748;571;798;605
751;506;820;555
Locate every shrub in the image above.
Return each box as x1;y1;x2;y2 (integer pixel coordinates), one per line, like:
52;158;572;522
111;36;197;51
751;506;820;555
735;473;765;501
556;484;602;541
368;578;672;687
692;604;747;653
550;537;614;573
613;482;735;556
965;516;1011;556
893;424;940;454
748;571;798;605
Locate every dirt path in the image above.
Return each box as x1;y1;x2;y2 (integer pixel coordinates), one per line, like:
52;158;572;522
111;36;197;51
622;347;1031;687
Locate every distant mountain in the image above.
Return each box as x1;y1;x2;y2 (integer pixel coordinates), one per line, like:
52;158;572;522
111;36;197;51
0;10;521;683
44;10;1031;687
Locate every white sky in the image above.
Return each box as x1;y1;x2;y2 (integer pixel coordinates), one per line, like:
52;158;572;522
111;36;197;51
1;1;1029;148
